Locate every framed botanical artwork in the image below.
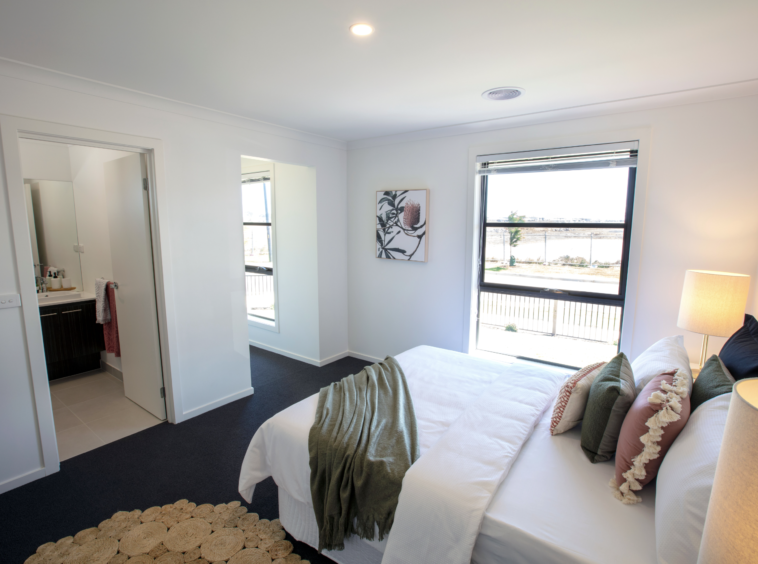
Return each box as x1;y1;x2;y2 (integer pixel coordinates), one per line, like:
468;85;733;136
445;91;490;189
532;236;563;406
376;189;429;262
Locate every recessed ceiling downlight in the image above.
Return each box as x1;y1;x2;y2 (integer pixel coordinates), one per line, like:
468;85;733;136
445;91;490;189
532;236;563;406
350;23;373;36
482;87;524;101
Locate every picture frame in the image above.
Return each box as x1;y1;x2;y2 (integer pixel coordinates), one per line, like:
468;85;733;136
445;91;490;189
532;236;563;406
376;189;429;262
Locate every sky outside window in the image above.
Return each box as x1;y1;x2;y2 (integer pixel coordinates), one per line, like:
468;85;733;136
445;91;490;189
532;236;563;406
486;167;629;223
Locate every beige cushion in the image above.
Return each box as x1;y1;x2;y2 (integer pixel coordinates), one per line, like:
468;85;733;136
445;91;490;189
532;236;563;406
631;335;692;394
550;362;607;435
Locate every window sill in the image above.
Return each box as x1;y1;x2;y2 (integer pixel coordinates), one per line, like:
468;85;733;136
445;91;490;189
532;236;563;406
248;315;279;333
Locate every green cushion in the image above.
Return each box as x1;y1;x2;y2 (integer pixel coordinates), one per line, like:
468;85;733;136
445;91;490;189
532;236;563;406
581;353;637;463
691;355;734;411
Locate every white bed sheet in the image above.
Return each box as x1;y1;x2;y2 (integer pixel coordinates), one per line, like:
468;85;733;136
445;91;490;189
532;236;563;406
473;409;657;564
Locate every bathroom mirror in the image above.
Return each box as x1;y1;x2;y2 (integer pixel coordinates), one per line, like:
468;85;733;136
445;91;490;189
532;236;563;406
24;179;84;291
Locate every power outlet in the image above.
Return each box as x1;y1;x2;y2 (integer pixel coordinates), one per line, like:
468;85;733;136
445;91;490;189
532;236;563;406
0;293;21;309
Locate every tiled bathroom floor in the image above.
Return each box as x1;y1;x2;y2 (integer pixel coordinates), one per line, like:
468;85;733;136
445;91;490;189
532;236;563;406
50;370;164;461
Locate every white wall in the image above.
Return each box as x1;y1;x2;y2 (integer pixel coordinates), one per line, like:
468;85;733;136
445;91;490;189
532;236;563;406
248;162;321;362
68;145;132;294
347;95;758;364
69;145;132;371
18;139;71;181
0;59;348;493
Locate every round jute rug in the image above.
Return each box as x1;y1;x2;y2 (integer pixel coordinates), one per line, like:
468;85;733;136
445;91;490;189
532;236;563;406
24;500;308;564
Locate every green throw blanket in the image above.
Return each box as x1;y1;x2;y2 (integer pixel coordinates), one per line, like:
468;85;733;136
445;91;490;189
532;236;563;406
308;356;419;552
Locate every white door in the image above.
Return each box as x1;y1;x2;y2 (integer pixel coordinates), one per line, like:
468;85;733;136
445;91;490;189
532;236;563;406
104;154;166;419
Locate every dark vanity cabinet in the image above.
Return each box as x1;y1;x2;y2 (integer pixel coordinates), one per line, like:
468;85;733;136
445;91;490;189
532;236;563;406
39;299;105;380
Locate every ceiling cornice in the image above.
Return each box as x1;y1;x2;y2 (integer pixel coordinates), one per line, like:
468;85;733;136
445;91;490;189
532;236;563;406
347;78;758;151
0;56;347;151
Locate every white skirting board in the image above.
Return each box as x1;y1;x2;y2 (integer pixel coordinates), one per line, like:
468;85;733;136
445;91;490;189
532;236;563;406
0;467;49;496
100;360;124;381
248;340;384;367
344;350;384;364
177;387;254;423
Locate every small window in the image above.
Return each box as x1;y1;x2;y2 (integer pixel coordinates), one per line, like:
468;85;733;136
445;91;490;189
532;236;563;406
242;171;277;325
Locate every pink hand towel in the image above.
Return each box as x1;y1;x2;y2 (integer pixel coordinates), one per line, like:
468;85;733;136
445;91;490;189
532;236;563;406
103;283;121;357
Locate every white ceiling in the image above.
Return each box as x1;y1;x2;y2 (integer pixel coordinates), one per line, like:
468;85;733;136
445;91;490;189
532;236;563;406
0;0;756;141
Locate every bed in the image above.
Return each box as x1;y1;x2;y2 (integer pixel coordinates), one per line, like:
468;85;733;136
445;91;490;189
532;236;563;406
239;345;658;564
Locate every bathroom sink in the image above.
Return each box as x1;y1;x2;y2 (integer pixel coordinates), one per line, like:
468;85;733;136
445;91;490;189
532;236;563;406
38;291;82;305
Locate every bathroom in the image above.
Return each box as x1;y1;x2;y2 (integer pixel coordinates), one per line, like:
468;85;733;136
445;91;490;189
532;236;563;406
20;138;167;460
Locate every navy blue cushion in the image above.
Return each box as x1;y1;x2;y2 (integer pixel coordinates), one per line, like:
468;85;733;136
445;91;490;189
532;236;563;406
719;314;758;381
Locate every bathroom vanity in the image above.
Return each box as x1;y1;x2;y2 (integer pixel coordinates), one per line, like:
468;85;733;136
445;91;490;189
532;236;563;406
38;295;104;380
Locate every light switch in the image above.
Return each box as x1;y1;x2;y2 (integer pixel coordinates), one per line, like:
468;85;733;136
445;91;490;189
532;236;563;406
78;244;84;253
0;293;21;309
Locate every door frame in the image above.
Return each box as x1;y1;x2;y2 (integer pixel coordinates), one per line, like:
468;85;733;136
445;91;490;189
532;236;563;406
0;115;181;480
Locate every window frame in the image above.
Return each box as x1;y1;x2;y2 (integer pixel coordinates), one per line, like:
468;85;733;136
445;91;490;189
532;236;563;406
474;146;639;367
241;171;280;332
477;164;637;308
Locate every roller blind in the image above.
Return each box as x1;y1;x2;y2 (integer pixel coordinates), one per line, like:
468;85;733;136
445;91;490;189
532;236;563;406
477;141;638;175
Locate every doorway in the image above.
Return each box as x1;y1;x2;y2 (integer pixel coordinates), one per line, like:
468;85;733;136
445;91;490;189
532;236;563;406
19;137;166;460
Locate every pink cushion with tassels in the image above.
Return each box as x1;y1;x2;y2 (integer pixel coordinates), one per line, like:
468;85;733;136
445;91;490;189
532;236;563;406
612;370;691;504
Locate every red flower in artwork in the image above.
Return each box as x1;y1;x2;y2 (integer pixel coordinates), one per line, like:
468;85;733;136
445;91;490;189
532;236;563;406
403;201;421;228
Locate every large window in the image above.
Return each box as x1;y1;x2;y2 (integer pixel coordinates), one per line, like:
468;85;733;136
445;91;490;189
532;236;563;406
242;171;277;325
476;142;637;367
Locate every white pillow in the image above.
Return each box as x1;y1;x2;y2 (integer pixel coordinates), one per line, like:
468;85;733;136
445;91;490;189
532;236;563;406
631;335;692;393
655;394;730;564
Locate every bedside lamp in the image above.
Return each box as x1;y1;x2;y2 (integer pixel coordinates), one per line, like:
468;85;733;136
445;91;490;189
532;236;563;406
677;270;750;370
697;378;758;563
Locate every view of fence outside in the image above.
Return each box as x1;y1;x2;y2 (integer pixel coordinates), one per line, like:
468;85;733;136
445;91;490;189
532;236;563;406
245;272;275;320
477;292;621;367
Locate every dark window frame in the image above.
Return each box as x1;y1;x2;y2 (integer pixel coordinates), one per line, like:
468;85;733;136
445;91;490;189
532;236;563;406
243;220;274;276
477;166;637;307
242;176;274;277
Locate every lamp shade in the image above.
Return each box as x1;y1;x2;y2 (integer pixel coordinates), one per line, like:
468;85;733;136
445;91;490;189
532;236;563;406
697;378;758;563
677;270;750;337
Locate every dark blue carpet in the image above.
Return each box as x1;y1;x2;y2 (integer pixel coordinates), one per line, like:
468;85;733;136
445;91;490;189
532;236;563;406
0;346;371;563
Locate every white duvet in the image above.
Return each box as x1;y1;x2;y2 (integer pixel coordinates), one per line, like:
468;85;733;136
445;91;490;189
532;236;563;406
239;345;569;564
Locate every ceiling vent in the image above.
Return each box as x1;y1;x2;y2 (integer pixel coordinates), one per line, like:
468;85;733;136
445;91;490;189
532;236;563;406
482;87;524;101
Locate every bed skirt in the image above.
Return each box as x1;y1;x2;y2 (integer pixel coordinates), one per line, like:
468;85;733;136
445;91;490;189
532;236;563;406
278;487;385;564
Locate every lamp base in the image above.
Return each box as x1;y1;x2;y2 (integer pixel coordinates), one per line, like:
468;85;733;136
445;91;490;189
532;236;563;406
698;334;710;371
